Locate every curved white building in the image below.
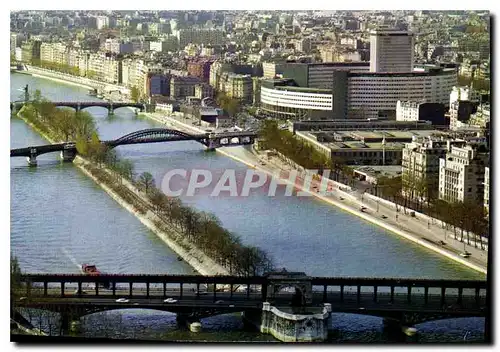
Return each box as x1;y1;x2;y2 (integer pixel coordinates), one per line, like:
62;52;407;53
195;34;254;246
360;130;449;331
260;79;333;119
259;64;457;120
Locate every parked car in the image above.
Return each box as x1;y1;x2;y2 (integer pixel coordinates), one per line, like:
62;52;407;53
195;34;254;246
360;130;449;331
115;298;129;303
164;298;178;304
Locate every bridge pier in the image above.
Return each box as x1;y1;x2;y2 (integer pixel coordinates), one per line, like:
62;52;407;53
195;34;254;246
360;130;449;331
60;312;82;336
382;318;418;342
27;152;37;167
176;313;202;332
206;139;219;151
244;302;332;342
60;149;76;162
108;105;114;116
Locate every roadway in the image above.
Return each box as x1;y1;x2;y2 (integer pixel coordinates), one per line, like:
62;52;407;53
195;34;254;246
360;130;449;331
17;287;485;314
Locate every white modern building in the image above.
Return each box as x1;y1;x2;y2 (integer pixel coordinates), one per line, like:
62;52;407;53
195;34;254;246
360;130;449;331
438;144;488;203
345;67;457;119
369;29;415;73
259;64;457;120
260;79;333;120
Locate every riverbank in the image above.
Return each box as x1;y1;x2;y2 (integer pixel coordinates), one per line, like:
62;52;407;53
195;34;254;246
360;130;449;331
19;68;94;91
142;111;486;275
14;110;228;276
20;67;130;97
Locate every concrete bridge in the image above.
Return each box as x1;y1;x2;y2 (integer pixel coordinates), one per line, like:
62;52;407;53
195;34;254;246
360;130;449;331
13;272;487;340
10;128;258;166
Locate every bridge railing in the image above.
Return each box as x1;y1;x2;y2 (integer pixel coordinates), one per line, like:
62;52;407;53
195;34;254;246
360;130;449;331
309;277;487;311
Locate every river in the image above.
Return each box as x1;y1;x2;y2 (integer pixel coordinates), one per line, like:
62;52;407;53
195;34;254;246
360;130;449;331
10;72;485;342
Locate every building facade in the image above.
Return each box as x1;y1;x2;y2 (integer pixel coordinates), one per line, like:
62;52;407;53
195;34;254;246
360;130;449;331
369;29;414;73
396;101;446;125
438;144;488;203
402;139;465;200
260;79;333;119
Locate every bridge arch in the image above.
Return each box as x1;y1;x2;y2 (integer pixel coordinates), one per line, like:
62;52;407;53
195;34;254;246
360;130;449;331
107;128;208;148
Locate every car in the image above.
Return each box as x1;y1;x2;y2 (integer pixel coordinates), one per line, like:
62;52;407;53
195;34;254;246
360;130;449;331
215;300;225;304
381;215;388;219
229;304;235;308
19;297;27;301
164;298;178;304
339;197;344;200
115;298;129;303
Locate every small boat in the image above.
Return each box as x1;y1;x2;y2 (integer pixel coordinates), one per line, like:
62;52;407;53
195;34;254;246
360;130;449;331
96;93;104;99
460;252;471;258
81;264;101;275
88;89;98;97
177;256;183;261
82;264;110;288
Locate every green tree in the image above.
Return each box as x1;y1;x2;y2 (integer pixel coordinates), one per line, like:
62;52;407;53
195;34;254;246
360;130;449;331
87;70;98;79
130;86;140;103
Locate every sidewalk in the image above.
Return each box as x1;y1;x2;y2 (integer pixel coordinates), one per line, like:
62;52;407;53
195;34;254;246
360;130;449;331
359;194;488;269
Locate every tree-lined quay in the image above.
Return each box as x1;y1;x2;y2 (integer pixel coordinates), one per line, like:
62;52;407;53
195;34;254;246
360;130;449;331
17;94;274;277
258;120;489;252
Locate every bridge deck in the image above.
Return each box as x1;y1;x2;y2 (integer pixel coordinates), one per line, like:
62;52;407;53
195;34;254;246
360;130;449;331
15;274;487;318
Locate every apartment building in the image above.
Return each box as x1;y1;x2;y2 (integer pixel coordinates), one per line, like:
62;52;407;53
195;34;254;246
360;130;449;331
222;73;253;103
402;138;466;200
187;59;213;82
396;101;446;125
438;144;488;203
177;28;225;48
194;83;214;100
170;76;202;100
21;40;41;63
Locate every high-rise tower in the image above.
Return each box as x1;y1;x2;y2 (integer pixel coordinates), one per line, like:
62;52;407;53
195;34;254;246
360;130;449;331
369;28;414;73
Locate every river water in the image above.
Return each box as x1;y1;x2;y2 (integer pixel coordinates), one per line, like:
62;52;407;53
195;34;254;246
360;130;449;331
10;73;485;342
